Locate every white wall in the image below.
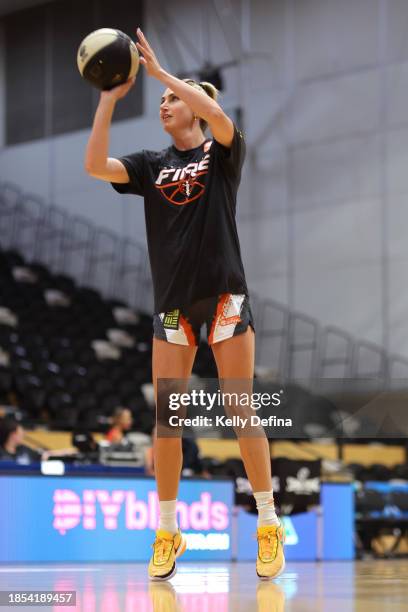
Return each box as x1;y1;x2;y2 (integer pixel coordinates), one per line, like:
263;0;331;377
2;0;408;357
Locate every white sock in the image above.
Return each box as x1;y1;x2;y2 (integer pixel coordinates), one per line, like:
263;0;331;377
158;499;178;534
254;490;280;528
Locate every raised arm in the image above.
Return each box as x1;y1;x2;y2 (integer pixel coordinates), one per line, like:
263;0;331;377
136;29;234;148
84;78;136;183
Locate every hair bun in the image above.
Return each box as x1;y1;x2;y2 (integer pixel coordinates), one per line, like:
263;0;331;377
182;77;220;132
198;81;219;101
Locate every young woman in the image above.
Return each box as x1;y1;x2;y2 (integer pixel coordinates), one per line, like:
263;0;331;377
85;28;285;581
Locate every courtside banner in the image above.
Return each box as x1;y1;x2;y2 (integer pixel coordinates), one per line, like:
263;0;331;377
0;475;233;562
235;484;354;561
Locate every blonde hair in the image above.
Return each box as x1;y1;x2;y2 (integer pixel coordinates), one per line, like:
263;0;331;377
183;78;219;132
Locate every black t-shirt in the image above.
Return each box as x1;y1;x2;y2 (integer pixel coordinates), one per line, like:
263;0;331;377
111;124;249;313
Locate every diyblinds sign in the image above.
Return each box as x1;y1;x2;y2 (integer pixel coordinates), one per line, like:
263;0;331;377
0;476;233;562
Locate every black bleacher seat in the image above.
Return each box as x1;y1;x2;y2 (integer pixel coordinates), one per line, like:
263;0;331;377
109;363;127;385
2;249;25;267
0;245;156;429
76;392;98;413
47;390;76;424
118;380;144;399
52;274;77;293
67;376;89;396
0;367;13;399
100;394;123;415
94;378;115;397
14;373;46;416
356;489;387;514
75;408;100;430
389;490;408;512
355;486;408;557
28;262;52;282
77;347;97;366
368;464;394;482
394;464;408;480
12;358;34;374
43;374;66;394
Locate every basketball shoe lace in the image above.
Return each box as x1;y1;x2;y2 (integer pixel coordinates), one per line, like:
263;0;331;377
256;530;279;561
152;535;174;564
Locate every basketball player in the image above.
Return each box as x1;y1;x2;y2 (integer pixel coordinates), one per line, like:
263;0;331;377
84;27;285;581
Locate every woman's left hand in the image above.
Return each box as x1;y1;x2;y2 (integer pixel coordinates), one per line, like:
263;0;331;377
135;28;163;79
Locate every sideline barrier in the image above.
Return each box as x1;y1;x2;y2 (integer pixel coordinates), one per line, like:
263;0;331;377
0;473;353;562
235;483;354;561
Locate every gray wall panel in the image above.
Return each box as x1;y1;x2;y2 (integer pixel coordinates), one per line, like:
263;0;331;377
293;199;382;271
249;0;287;90
386;62;408;127
387;195;408;260
291;135;381;208
249;275;289;306
294;262;383;344
386;0;408;61
386;128;408;194
293;0;380;81
239;213;288;280
287;70;381;146
389;259;408;354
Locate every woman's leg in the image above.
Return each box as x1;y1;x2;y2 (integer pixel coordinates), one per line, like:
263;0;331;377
152;336;197;500
212;327;285;581
211;327;272;492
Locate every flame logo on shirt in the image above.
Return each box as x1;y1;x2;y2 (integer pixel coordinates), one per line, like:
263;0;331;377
155;150;211;206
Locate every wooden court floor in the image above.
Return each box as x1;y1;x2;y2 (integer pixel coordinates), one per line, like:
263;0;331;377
0;559;406;611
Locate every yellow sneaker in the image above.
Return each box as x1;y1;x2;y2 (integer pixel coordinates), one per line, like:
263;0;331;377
148;528;187;581
256;522;286;580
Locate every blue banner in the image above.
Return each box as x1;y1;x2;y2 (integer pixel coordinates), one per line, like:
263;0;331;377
0;475;233;562
235;483;354;561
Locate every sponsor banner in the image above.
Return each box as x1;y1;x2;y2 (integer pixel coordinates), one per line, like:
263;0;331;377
272;458;321;514
0;476;233;562
236;508;317;561
236;484;354;561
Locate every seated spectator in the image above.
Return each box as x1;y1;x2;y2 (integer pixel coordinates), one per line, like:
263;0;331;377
0;417;43;464
105;406;133;445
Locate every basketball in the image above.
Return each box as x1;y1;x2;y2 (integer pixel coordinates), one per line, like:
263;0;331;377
77;28;139;91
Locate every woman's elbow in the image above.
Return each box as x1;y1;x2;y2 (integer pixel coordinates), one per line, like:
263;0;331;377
84;161;101;177
207;104;224;122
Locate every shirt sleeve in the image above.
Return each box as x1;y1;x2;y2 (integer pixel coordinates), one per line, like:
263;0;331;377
111;151;145;196
211;123;246;175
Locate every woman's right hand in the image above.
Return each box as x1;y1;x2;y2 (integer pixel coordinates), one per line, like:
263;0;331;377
100;76;136;102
